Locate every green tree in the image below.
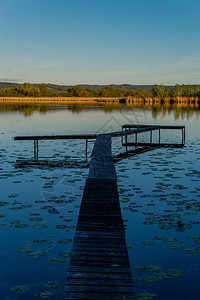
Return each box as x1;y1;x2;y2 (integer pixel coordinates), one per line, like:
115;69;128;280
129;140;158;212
172;84;183;97
152;85;167;98
98;86;126;97
38;84;50;96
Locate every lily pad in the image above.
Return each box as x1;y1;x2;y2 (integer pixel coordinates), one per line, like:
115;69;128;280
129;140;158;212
185;247;200;253
32;224;48;229
165;269;183;277
127;246;134;251
142;271;169;282
58;251;71;258
175;223;192;232
55;225;68;229
136;292;157;299
63;218;73;223
8;194;18;198
154;235;177;243
16;246;33;253
15;224;29;228
159;222;175;230
170;244;184;250
10;285;29;294
142;274;161;283
1;224;12;228
9;206;23;210
187;235;199;240
41;205;51;209
134;265;162;272
174;184;187;190
131;275;138;282
142;240;155;246
29;217;43;222
50;238;72;245
26;251;46;258
194;238;200;245
10;220;21;225
44;281;60;289
36;291;53;298
33;238;48;243
48;257;65;264
0;201;9;206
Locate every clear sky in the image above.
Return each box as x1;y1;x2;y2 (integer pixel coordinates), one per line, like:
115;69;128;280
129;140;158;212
0;0;200;85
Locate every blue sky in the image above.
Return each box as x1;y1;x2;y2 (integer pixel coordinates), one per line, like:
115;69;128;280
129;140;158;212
0;0;200;85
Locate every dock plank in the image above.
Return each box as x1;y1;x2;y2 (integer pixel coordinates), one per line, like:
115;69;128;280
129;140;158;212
64;135;135;299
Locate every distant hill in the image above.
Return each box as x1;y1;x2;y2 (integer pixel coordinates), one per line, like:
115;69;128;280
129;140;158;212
77;84;156;91
0;82;158;92
33;83;159;92
0;82;20;89
0;82;199;93
39;83;173;92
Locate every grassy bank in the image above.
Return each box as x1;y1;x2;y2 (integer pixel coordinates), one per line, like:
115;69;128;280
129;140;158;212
0;96;199;106
0;97;125;103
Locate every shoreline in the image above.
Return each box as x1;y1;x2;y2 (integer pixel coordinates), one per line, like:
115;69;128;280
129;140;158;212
0;96;200;105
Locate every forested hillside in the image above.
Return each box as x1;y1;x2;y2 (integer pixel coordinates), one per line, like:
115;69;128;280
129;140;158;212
0;82;200;98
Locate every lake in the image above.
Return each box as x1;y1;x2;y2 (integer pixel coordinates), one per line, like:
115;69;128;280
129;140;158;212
0;102;200;300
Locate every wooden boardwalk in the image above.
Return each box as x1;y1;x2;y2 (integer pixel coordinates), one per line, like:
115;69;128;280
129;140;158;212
14;125;186;298
64;135;135;299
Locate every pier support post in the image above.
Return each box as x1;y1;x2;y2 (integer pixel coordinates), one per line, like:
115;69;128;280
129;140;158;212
125;135;128;152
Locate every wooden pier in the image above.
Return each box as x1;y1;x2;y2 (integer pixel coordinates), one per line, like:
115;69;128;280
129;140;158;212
14;125;186;299
64;135;135;299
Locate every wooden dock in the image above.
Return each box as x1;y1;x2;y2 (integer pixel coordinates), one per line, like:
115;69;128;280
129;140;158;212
14;125;186;298
64;135;135;299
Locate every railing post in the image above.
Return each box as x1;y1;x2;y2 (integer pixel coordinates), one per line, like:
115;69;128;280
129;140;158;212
181;128;184;144
182;128;186;145
150;130;152;144
86;139;88;161
159;129;161;144
184;127;186;144
135;133;137;149
34;140;38;160
125;135;127;152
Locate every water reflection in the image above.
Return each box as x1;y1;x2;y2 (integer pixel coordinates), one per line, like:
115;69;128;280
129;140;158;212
0;101;200;299
0;102;200;119
0;103;49;116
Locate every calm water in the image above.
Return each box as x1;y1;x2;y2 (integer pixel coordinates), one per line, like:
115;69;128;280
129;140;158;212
0;103;200;300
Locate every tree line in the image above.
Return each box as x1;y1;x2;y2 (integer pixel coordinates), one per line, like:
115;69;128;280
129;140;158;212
0;83;200;98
